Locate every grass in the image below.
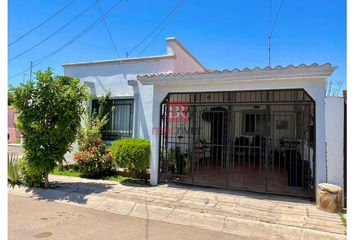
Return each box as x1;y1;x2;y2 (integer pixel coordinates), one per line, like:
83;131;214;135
51;167;147;185
339;212;347;228
101;175;129;182
51;168;81;177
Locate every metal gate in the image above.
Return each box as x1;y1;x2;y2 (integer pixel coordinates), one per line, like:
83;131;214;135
159;89;315;198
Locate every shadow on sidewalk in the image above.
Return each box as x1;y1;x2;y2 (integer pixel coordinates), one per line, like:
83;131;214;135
25;181;115;205
163;182;312;205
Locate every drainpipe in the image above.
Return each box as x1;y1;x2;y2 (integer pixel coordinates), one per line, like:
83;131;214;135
128;79;139;138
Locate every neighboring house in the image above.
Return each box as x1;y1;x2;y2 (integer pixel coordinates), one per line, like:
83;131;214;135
8;108;21;143
64;37;343;200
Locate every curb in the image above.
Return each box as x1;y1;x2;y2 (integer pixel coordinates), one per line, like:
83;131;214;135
8;186;346;240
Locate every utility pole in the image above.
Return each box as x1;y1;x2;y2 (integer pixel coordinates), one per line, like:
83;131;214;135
29;61;33;81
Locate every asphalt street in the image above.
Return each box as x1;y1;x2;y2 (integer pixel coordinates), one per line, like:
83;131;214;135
9;193;250;240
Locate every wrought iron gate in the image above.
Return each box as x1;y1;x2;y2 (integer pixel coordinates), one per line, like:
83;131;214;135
159;89;315;198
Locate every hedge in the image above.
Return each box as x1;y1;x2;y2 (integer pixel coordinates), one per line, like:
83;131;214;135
111;138;150;181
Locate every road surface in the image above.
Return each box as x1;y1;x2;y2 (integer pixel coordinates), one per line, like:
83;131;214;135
9;193;249;240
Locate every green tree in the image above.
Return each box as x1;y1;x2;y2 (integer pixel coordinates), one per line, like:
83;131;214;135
8;90;14;106
11;68;88;187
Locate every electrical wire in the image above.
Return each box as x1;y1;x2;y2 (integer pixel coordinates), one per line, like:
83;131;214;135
9;0;102;62
8;67;31;81
34;0;127;64
127;0;185;57
8;0;77;46
95;0;120;57
270;0;284;37
137;0;185;57
9;0;128;80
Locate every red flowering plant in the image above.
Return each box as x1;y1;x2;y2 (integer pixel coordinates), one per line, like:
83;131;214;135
74;95;114;178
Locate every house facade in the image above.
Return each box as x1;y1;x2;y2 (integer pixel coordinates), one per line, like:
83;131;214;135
64;37;205;142
64;37;343;199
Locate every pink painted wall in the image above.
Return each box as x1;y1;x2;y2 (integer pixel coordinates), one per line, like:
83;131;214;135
8;108;21;143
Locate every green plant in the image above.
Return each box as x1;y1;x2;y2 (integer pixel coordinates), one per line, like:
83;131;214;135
8;90;14;106
74;139;113;178
111;138;150;182
77;113;108;152
11;68;88;187
74;93;114;178
52;168;81;177
8;154;21;187
18;157;44;187
339;212;347;228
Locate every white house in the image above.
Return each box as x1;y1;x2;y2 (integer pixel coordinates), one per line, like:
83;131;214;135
63;37;343;200
64;37;205;141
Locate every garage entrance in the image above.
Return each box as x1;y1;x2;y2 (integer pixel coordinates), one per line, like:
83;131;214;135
159;89;315;198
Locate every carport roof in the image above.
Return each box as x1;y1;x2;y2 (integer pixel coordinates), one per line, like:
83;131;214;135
137;63;336;85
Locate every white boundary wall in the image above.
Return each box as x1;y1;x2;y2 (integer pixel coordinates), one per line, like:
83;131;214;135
325;97;344;188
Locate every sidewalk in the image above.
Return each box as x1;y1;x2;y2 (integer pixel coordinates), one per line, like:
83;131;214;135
8;175;346;240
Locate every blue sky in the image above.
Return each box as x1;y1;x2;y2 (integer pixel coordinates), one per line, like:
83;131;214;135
8;0;346;92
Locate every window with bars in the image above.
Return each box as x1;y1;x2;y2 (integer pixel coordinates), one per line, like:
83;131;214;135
242;112;267;135
92;99;134;141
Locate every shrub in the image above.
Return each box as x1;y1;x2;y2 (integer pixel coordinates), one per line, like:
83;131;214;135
74;142;113;178
18;157;44;187
74;109;113;178
8;154;21;187
111;138;150;181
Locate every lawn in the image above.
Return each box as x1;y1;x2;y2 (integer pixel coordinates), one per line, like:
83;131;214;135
52;168;81;177
51;168;147;185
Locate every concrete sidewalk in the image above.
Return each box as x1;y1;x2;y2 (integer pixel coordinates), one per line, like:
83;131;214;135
8;175;346;240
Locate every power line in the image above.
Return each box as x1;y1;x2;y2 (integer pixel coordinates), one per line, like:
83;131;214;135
267;0;285;67
8;0;77;46
127;0;185;57
95;0;120;57
35;0;127;64
9;67;31;80
270;0;284;37
9;0;128;81
8;0;101;62
137;0;185;57
269;0;272;35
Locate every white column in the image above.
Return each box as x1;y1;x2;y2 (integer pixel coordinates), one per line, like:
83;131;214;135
149;89;167;186
149;90;160;185
128;80;140;138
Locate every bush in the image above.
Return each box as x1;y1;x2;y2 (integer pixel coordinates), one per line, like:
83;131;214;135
18;157;44;187
8;154;21;187
74;139;113;178
111;138;150;181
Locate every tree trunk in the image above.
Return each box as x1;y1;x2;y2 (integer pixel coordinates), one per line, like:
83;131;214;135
44;173;49;188
58;160;63;171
